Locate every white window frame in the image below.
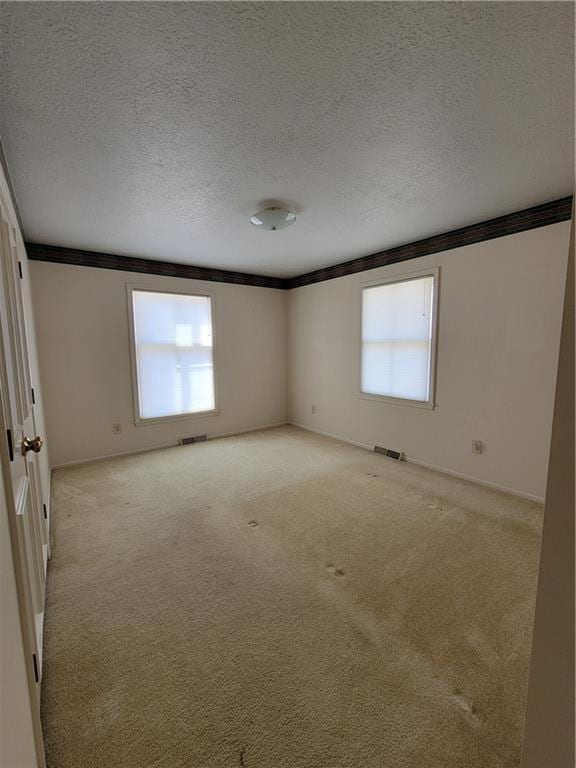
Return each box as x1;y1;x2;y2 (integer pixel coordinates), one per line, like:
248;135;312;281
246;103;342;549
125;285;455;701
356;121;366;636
358;267;439;410
127;284;220;426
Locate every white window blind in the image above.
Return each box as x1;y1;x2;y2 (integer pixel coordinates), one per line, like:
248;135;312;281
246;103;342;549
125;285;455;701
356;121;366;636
131;290;215;420
361;275;435;403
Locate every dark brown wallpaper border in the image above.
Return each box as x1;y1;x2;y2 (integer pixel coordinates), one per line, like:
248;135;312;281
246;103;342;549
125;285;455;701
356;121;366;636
26;195;573;290
287;196;573;288
25;243;287;290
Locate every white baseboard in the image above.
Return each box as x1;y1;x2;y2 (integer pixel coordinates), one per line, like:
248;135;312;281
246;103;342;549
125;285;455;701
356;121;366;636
407;457;544;504
210;421;288;441
52;419;544;504
52;421;289;469
289;421;373;451
53;441;178;469
289;421;545;504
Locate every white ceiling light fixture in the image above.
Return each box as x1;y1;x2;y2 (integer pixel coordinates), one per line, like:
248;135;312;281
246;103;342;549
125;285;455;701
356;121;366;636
250;207;296;231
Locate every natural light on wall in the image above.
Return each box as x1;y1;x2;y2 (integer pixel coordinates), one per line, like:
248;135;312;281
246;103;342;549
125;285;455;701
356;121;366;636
361;274;435;403
131;290;215;420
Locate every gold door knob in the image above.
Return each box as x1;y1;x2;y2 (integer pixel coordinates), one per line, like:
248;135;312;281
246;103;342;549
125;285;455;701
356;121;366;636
22;436;43;454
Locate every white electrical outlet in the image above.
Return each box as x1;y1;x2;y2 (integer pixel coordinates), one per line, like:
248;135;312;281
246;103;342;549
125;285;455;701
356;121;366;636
472;440;484;454
112;423;122;435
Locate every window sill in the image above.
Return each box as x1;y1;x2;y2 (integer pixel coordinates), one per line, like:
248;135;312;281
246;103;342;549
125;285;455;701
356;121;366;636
134;409;220;427
358;393;436;410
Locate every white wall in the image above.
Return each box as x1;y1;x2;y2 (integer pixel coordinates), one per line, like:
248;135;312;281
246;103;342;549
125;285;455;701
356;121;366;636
30;220;569;497
288;222;571;501
29;263;287;466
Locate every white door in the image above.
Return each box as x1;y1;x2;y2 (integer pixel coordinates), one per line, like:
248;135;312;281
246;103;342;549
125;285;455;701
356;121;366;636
0;185;48;748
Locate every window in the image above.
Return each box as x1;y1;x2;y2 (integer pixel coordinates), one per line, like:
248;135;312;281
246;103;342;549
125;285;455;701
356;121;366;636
129;289;216;421
361;271;437;406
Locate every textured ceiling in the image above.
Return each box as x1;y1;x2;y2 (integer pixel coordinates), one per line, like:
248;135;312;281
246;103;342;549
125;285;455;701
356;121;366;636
0;2;574;278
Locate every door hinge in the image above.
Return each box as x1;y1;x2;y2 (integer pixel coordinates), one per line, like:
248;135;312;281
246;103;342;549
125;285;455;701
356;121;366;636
32;653;39;683
18;261;23;279
31;387;35;404
43;503;47;520
6;429;13;461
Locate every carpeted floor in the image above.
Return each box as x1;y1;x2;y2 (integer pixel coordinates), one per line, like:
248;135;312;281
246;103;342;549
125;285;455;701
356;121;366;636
41;426;543;768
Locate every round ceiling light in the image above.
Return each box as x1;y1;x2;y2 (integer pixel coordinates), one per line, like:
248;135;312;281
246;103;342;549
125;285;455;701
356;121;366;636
250;207;296;231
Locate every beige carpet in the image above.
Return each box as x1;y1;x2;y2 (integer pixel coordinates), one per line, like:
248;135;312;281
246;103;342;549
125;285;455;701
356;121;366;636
41;426;542;768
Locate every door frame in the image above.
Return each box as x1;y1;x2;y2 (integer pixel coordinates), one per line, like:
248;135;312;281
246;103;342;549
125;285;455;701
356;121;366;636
0;158;46;767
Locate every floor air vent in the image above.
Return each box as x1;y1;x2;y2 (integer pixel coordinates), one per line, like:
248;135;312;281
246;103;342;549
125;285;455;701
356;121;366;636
374;445;404;461
180;434;208;446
